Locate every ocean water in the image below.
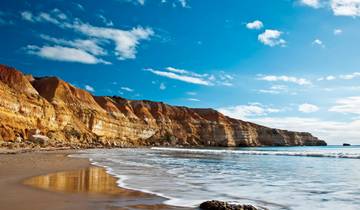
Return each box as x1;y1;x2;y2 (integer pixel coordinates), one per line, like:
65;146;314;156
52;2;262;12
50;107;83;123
74;146;360;210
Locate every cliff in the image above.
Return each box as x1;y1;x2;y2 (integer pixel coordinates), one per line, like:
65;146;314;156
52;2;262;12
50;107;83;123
0;64;327;149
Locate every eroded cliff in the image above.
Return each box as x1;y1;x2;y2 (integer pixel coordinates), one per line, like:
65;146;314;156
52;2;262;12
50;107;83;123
0;64;327;148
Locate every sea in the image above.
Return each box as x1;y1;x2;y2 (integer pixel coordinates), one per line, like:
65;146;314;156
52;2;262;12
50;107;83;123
73;146;360;210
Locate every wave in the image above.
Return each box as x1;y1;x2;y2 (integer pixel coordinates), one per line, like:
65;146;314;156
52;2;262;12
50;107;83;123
71;148;360;209
70;153;282;209
151;147;360;159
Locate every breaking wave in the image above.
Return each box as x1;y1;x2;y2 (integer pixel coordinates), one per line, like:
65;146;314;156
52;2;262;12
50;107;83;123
151;147;360;159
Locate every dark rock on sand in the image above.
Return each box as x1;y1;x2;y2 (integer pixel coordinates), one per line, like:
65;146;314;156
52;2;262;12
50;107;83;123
199;200;260;210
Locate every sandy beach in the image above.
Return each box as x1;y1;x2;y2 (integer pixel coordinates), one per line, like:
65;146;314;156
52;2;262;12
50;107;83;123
0;150;190;210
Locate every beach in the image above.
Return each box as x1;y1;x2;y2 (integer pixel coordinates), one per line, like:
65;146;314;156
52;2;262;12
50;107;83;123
0;150;189;210
1;147;360;210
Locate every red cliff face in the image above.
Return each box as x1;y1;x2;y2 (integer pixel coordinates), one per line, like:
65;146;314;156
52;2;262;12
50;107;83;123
0;64;327;148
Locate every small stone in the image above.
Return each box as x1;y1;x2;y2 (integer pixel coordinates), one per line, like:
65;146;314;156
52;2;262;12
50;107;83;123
15;136;22;143
29;134;49;145
199;200;260;210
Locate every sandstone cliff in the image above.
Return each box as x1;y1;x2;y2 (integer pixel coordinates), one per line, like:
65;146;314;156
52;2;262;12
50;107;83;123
0;64;326;148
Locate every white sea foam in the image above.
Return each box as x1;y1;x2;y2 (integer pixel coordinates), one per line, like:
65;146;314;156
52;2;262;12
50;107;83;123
151;147;360;159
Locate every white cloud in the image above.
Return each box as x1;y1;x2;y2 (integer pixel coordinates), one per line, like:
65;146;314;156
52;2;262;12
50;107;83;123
146;67;234;87
22;10;154;60
318;75;336;81
178;0;189;8
258;89;281;94
145;68;212;86
271;85;288;90
137;0;145;5
166;67;189;74
167;66;216;80
40;34;107;56
300;0;321;8
186;91;197;96
121;87;134;92
258;29;286;47
301;0;360;17
249;117;360;145
70;23;154;60
149;67;230;86
218;72;235;86
318;72;360;81
218;103;281;120
258;75;312;85
246;20;263;30
127;0;188;7
331;0;360;17
326;75;336;80
334;28;343;35
339;72;360;80
21;11;34;22
187;98;200;102
329;96;360;114
85;85;95;92
98;14;114;27
312;38;325;47
219;104;360;145
222;74;234;80
25;45;110;64
319;84;360;92
75;3;85;10
52;8;68;20
258;85;289;94
298;103;320;113
313;39;322;45
32;12;61;24
160;82;166;90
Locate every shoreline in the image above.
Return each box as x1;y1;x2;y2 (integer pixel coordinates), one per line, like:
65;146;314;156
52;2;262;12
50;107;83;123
0;150;191;210
1;146;352;210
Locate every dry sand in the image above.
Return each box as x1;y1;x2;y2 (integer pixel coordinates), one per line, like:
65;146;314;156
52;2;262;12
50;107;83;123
0;150;191;210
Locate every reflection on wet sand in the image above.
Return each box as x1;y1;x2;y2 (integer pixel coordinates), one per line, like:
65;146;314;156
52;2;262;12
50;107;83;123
23;167;191;209
24;167;142;196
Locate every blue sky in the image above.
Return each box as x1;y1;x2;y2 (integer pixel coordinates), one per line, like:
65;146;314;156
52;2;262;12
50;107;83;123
1;0;360;144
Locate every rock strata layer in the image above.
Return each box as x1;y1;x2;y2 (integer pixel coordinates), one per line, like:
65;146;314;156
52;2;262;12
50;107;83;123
0;64;327;148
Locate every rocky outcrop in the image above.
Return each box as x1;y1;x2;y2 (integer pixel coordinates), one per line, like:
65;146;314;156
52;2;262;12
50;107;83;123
200;200;262;210
0;64;327;148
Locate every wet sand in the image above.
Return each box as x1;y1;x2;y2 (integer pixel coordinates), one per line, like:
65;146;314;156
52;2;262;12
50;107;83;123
0;151;191;210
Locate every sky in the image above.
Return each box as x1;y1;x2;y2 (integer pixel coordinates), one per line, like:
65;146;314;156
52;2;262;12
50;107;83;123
0;0;360;145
